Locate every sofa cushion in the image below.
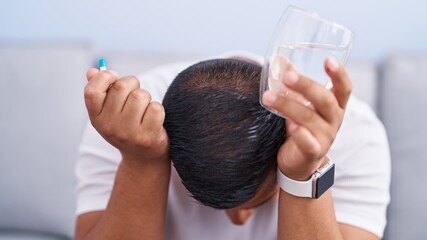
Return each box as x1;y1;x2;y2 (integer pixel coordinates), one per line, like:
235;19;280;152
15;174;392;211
379;54;427;239
0;44;90;239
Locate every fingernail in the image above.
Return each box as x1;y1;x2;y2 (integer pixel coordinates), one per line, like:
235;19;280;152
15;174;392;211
265;92;277;103
327;58;340;72
284;72;298;85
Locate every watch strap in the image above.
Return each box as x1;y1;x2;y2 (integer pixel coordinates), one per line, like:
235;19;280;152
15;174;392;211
276;156;334;199
276;168;314;198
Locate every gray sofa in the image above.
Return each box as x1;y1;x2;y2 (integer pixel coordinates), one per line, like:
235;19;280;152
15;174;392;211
0;44;425;239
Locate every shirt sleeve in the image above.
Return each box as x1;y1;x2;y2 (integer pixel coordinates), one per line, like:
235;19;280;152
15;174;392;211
329;97;391;238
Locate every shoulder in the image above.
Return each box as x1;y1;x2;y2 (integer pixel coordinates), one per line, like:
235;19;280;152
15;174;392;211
342;95;384;136
329;96;391;238
331;95;390;164
136;60;198;102
330;95;391;187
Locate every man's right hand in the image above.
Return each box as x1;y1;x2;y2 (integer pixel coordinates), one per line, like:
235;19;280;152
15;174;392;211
78;69;170;240
84;68;169;166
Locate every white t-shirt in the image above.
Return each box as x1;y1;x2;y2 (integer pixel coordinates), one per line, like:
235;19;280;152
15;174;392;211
76;54;391;239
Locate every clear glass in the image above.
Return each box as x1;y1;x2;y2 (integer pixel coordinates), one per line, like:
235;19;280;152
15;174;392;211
260;5;354;118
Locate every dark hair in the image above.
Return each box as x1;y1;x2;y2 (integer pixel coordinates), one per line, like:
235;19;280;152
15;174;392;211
163;59;285;209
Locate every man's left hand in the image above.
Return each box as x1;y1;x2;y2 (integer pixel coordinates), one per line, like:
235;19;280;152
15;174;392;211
262;58;352;181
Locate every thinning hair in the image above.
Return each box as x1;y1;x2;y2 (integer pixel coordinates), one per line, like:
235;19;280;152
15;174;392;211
163;58;285;209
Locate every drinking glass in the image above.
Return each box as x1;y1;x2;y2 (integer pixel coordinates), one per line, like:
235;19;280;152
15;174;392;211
260;5;354;118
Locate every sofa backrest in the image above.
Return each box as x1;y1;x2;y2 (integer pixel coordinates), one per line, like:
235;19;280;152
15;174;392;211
107;53;379;111
0;45;408;239
379;54;427;239
346;60;378;111
0;44;90;239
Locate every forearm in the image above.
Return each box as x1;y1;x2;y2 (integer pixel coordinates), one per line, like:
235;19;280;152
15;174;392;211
278;189;343;240
82;157;171;240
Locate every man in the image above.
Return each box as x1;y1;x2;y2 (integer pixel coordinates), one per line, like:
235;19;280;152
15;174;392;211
75;53;390;239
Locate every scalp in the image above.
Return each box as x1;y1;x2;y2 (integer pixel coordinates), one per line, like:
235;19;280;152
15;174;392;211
163;58;285;209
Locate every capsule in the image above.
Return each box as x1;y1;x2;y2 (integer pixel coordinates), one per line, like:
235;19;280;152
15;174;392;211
99;58;107;71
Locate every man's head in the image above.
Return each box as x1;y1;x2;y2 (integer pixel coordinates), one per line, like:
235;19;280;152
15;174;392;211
163;58;285;210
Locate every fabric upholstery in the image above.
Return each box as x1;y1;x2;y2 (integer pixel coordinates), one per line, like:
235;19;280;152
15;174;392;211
0;230;67;240
346;60;378;110
0;44;90;239
379;54;427;239
0;45;425;239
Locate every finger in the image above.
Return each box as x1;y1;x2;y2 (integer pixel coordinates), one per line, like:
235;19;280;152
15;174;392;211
121;88;151;126
262;91;331;144
263;91;335;150
285;119;299;137
263;91;325;126
84;70;118;118
325;58;352;109
270;55;294;80
86;69;118;81
288;126;323;161
141;101;166;136
86;68;99;81
281;71;340;123
103;76;141;114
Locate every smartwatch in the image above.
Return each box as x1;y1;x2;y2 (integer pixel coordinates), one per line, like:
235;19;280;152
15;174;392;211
277;156;335;199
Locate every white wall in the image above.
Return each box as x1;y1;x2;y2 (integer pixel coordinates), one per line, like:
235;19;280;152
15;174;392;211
1;0;426;61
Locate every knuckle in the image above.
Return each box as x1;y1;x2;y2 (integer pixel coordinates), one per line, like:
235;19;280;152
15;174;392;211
298;142;321;159
102;124;129;142
112;80;127;91
84;85;95;97
129;89;148;101
137;135;153;148
115;132;130;143
84;86;102;101
121;76;140;87
99;70;114;80
157;132;168;145
301;109;316;122
148;101;164;114
323;94;337;107
129;89;152;104
150;133;168;150
139;89;152;101
306;147;320;157
100;124;114;138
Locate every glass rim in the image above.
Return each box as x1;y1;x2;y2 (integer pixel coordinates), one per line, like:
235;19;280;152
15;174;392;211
285;5;354;36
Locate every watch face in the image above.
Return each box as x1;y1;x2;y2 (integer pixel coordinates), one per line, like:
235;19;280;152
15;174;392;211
314;164;335;199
